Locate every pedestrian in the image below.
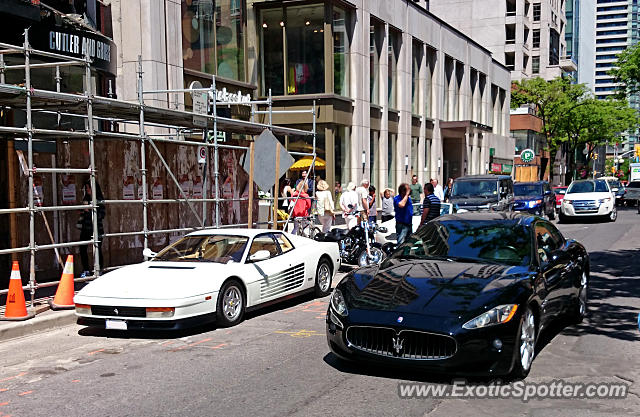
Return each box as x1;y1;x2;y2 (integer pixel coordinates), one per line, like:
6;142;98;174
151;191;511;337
339;182;359;229
280;178;292;210
431;178;444;201
393;183;413;245
420;182;441;227
316;180;335;233
78;179;105;277
367;185;377;226
444;177;454;202
291;182;312;235
296;170;315;196
355;179;370;215
380;188;395;222
410;174;422;203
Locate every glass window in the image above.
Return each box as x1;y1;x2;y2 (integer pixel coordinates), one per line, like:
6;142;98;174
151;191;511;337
387;133;397;189
388;29;400;109
535;223;562;263
333;6;350;96
248;234;280;259
370;130;379;190
532;56;540;74
286;4;325;94
412;40;422;114
424;138;431;176
275;233;294;253
335;126;351;191
261;8;284;95
154;235;248;263
370;21;382;104
216;0;245;80
182;1;245;80
549;29;560;66
425;47;435;118
411;136;418;177
533;29;540;48
533;4;541;21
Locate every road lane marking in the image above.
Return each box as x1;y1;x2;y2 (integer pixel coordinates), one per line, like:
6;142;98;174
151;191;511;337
88;348;105;355
208;343;227;350
0;389;7;392
0;373;26;383
17;391;32;396
159;340;176;346
274;329;323;338
0;402;8;407
171;337;213;352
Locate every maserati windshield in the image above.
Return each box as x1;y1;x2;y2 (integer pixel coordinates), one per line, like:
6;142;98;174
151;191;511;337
154;235;248;263
390;221;532;266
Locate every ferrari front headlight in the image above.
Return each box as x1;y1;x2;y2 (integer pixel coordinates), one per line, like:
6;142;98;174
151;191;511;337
462;304;518;330
330;289;348;316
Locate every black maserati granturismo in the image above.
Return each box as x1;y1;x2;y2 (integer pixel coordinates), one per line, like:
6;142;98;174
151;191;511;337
326;212;589;378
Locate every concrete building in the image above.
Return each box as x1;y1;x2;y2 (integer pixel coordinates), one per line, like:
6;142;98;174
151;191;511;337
429;0;577;81
594;0;639;153
106;0;514;193
565;0;596;89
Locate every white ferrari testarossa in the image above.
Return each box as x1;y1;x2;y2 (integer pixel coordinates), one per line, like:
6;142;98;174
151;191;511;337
74;229;340;330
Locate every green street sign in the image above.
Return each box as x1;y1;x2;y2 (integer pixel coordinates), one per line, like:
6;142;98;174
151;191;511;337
520;148;535;163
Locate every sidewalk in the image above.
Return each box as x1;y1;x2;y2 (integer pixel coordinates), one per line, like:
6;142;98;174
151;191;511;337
0;304;77;341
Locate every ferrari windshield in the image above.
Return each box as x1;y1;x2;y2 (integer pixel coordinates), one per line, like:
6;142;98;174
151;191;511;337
451;180;498;197
514;184;542;196
154;235;249;263
390;220;532;266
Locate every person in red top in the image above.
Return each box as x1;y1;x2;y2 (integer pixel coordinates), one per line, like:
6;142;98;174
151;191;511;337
291;182;312;235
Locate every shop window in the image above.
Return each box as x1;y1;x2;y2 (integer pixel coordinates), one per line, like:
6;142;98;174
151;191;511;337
333;6;350;97
260;8;284;95
387;133;397;189
388;29;401;109
286;4;325;95
335;126;351;192
370;131;379;189
182;0;246;81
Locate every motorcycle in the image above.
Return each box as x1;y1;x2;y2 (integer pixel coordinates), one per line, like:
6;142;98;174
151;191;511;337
314;209;387;267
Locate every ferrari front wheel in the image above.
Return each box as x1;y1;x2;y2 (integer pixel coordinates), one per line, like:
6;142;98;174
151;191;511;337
217;280;245;327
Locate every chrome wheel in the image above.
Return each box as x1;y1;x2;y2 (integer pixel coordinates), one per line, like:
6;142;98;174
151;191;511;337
578;272;588;317
519;308;536;372
222;285;242;321
358;247;385;267
317;263;331;293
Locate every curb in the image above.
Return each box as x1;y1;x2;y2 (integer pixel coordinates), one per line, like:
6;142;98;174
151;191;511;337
0;309;77;342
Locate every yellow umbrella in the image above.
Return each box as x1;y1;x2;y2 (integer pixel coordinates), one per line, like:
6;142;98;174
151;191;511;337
289;155;326;171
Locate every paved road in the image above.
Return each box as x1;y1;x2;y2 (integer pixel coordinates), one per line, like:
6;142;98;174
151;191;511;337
1;210;639;416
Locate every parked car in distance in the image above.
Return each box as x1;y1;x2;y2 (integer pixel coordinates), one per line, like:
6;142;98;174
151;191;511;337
449;175;514;213
553;186;568;210
327;213;589;378
513;181;556;219
559;179;617;223
598;176;626;206
624;181;640;207
75;229;340;330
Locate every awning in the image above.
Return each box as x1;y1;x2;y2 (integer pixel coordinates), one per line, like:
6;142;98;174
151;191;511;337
290;156;326;171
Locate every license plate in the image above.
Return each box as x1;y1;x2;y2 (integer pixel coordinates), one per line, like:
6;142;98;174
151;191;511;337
105;319;127;330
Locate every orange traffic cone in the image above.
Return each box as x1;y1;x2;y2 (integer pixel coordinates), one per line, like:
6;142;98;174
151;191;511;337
49;255;76;310
1;261;35;321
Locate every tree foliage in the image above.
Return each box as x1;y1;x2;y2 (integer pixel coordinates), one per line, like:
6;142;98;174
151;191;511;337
610;43;640;98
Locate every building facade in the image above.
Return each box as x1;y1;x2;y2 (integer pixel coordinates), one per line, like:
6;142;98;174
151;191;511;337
108;0;513;194
429;0;576;81
565;0;596;89
594;0;639;153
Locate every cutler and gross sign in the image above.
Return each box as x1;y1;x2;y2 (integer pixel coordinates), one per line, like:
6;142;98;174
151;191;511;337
520;148;535;163
29;27;117;74
210;87;251;104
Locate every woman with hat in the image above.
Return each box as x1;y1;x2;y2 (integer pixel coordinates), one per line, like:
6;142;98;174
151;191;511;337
339;182;359;229
316;180;335;233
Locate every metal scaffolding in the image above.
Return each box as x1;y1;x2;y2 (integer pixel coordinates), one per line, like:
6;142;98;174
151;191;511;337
0;30;317;306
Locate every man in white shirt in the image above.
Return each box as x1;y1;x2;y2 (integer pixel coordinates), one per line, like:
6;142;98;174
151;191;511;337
355;179;370;215
431;178;444;201
339;182;359;229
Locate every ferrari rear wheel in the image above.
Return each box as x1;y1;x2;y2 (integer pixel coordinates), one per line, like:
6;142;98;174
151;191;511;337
217;280;245;327
314;259;333;297
510;307;536;380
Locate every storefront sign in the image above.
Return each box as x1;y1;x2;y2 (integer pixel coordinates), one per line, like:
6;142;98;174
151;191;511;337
491;163;502;172
28;26;117;74
212;88;251;104
520;148;535;163
502;164;513;174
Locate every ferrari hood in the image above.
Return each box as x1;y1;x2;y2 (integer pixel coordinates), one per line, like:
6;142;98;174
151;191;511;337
77;262;224;300
343;259;529;318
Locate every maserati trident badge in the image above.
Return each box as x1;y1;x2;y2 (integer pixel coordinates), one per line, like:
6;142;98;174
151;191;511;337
392;336;404;355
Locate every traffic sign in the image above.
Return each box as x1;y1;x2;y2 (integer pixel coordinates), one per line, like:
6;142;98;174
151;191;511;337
197;146;206;164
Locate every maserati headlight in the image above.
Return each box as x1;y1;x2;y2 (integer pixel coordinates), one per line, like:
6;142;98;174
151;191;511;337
462;304;518;330
330;288;348;316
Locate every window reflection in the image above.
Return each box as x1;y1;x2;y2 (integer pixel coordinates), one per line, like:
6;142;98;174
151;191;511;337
370;21;382;104
333;6;350;96
261;8;284;95
286;5;325;94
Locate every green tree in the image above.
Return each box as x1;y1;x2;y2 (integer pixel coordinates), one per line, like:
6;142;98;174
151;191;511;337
559;98;638;178
610;43;640;98
511;77;589;182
